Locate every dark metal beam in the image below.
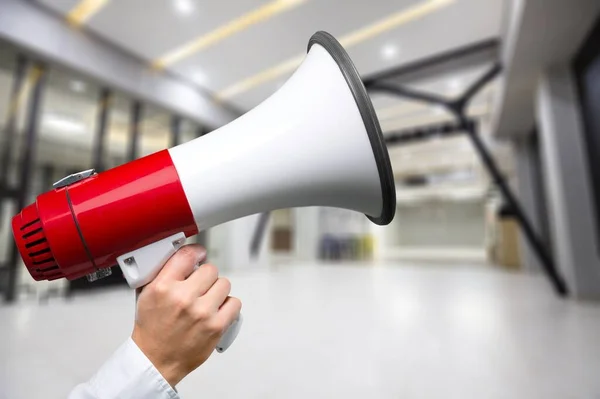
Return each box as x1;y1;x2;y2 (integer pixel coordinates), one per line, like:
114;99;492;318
384;120;470;145
366;56;567;296
460;118;568;296
250;212;271;258
127;101;142;161
40;164;55;191
6;63;48;302
363;39;499;87
452;63;503;112
92;89;111;172
196;125;205;138
170;115;182;147
367;81;449;107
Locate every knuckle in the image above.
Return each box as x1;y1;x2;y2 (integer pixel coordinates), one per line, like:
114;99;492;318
201;263;219;280
193;306;211;321
207;319;225;335
151;281;170;296
219;277;231;292
230;297;242;311
174;293;193;310
175;245;199;263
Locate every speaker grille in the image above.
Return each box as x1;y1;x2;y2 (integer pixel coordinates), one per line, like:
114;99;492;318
13;204;63;281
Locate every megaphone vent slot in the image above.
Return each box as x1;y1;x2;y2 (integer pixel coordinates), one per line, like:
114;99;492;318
22;227;43;239
20;218;40;231
28;247;51;257
24;237;47;249
32;257;55;266
308;31;396;225
37;265;58;273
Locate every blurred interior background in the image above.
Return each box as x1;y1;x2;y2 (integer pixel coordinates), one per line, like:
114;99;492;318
1;0;600;398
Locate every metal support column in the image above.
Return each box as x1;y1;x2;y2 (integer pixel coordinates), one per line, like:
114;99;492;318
5;64;48;302
127;101;142;162
40;164;55;190
170;116;182;147
366;62;568;297
250;213;271;258
461;117;568;295
92;89;111;172
0;55;27;197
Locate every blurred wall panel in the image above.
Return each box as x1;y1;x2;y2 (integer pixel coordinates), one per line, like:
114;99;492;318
384;199;487;262
537;66;600;299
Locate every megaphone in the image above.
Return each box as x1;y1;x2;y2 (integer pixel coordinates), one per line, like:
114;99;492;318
11;31;395;352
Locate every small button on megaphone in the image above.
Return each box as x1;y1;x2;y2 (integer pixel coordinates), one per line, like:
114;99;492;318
11;31;396;352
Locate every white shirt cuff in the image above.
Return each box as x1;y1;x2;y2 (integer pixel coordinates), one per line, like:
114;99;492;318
69;338;179;399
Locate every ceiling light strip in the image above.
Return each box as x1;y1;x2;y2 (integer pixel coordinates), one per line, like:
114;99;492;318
66;0;111;26
217;0;454;100
339;0;453;48
153;0;307;69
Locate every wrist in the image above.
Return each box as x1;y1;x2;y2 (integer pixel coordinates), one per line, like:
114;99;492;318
131;331;188;387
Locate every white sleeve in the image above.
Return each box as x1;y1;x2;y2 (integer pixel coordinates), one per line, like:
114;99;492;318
68;338;179;399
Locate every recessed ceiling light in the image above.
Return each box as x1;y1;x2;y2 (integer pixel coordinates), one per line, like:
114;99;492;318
174;0;195;16
381;44;399;60
69;80;86;93
191;70;207;85
154;0;306;69
447;78;463;92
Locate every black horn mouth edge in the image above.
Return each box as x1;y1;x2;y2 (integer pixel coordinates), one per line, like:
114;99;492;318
308;31;396;225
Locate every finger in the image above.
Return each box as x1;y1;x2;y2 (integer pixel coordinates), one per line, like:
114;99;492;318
184;263;219;296
158;244;206;282
200;277;231;310
216;296;242;327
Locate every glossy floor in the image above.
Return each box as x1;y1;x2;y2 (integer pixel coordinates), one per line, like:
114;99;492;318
1;263;600;398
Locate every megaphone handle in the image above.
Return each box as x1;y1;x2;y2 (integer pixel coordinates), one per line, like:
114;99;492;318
216;313;243;352
120;232;242;353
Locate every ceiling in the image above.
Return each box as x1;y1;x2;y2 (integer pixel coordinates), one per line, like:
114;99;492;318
34;0;505;112
0;0;509;198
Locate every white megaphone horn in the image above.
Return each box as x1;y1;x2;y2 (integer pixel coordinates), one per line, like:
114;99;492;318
12;31;396;352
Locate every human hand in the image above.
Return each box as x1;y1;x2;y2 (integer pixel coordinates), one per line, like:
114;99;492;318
132;244;242;387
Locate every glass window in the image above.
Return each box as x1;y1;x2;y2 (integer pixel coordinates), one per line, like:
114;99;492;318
104;92;131;168
139;105;169;157
36;67;100;195
180;118;200;144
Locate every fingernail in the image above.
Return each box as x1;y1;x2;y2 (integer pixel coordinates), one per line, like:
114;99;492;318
196;247;207;262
